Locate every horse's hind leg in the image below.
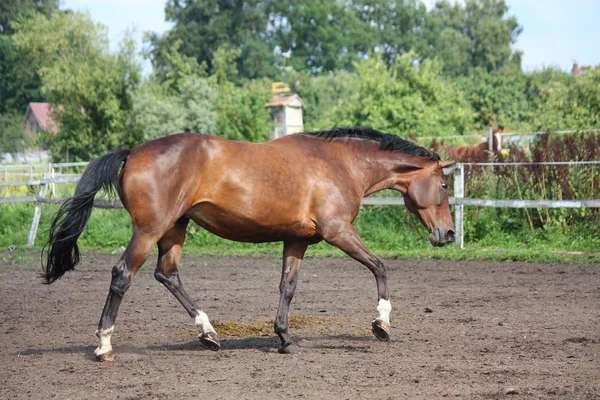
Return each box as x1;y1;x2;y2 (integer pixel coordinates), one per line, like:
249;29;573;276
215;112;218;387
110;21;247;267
154;218;220;351
95;232;157;361
274;241;308;354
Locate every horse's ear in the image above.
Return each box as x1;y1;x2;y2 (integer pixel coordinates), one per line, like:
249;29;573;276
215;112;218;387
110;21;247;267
438;160;456;168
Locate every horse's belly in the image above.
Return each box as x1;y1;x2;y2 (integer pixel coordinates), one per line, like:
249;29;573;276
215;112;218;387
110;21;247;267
184;202;316;243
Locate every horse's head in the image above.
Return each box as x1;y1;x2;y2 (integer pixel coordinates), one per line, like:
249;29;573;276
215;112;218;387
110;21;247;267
401;160;456;247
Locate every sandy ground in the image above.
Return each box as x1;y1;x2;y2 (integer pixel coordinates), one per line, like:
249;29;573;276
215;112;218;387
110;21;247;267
0;252;598;399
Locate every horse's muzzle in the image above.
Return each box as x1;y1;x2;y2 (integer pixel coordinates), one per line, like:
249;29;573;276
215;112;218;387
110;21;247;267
429;227;455;247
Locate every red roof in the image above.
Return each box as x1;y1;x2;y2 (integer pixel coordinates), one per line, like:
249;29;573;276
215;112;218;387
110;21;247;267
264;94;305;108
27;102;59;134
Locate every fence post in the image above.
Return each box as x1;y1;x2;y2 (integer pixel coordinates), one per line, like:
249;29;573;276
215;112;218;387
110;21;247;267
454;164;464;249
27;174;48;247
50;166;56;197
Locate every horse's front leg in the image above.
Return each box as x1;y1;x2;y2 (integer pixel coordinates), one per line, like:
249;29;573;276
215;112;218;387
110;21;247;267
323;224;391;341
274;241;308;354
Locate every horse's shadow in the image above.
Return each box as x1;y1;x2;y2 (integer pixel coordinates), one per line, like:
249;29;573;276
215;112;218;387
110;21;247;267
15;335;378;360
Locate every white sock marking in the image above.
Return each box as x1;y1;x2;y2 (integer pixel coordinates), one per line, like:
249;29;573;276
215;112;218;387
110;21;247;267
94;325;114;356
194;310;216;334
377;299;392;323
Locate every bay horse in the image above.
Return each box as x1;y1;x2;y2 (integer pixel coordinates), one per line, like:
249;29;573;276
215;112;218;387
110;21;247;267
42;127;455;361
433;127;503;163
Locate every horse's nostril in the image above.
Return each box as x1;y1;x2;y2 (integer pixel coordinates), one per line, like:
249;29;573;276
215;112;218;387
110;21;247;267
447;230;455;241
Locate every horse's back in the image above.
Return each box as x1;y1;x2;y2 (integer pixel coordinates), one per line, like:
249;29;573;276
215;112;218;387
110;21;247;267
118;133;349;242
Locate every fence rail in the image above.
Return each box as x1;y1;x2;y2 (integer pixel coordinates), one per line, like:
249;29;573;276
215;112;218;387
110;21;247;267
416;128;600;141
1;162;89;185
2;163;600;248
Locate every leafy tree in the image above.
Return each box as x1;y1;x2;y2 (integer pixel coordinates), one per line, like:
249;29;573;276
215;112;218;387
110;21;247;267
147;0;276;80
282;70;361;130
0;0;59;114
327;53;475;136
454;69;533;129
267;0;375;73
130;76;217;141
428;0;522;76
215;78;272;142
349;0;431;67
0;0;58;33
0;112;34;161
154;39;207;94
12;12;141;161
208;45;242;86
534;66;600;131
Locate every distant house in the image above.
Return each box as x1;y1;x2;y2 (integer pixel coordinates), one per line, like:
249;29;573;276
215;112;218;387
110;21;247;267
264;94;305;139
24;102;60;135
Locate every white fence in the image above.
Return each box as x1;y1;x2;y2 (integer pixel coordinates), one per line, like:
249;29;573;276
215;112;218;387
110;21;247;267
2;163;600;248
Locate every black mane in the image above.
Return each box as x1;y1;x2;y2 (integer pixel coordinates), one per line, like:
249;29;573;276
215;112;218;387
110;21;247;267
302;127;440;161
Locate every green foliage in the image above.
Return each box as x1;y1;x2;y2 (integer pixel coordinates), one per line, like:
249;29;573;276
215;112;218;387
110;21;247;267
0;0;58;115
327;53;475;136
208;45;242;86
268;0;375;73
0;0;59;34
157;39;207;94
215;78;272;142
0;112;34;159
351;0;431;67
454;69;532;129
147;0;276;80
130;76;218;141
534;66;600;131
282;70;361;131
428;0;522;77
1;201;598;264
12;12;141;161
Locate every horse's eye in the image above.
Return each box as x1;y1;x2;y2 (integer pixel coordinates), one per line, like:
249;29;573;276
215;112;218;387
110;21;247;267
441;182;448;190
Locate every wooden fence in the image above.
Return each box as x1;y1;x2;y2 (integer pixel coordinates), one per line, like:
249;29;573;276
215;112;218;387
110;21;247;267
2;162;600;248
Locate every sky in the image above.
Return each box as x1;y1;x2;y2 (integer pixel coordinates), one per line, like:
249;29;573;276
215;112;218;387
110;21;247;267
61;0;600;75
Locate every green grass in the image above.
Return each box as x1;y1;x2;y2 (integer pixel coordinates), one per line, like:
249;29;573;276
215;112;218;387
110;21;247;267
1;203;598;264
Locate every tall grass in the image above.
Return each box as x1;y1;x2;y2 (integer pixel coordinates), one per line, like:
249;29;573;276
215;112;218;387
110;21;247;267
0;199;598;264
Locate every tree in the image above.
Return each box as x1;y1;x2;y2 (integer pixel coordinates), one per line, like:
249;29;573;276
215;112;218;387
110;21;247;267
213;76;272;142
534;66;600;131
428;0;522;76
0;112;34;161
154;39;207;94
327;53;475;136
130;76;218;141
12;12;141;161
454;69;533;129
267;1;375;73
282;69;361;130
349;0;431;67
0;0;59;114
147;0;276;80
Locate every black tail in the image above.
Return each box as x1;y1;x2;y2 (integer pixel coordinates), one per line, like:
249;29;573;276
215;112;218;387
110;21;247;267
42;149;130;284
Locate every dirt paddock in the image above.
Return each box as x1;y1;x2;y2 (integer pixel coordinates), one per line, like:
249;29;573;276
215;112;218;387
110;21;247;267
1;252;598;399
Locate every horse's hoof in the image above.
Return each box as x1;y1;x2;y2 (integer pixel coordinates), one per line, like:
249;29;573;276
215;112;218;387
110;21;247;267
199;331;221;351
372;319;391;341
278;342;300;354
95;350;115;362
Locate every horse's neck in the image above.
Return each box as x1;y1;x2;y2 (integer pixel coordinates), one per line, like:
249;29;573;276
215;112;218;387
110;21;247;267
352;148;423;197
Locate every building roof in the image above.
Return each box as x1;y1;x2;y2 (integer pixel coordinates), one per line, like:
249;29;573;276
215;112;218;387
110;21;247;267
264;94;305;108
26;102;59;133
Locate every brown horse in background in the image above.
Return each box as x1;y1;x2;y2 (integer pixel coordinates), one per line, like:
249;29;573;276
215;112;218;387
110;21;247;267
42;127;455;360
433;127;504;163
